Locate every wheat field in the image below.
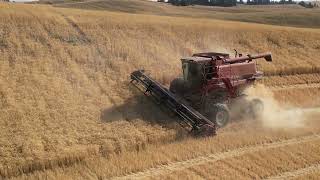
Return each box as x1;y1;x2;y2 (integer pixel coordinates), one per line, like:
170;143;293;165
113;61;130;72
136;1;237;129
51;0;320;29
0;2;320;179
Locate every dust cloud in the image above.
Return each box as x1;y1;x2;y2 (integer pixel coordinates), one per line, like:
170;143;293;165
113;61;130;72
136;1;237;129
245;84;307;129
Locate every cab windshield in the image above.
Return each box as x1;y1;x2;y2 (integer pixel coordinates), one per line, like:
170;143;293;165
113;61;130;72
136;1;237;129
182;61;203;88
182;62;189;81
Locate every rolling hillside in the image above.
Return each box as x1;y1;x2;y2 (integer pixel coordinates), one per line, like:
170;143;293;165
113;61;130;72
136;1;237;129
48;0;320;29
0;2;320;179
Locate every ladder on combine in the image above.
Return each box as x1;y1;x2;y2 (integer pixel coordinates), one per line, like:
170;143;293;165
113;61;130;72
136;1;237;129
130;70;216;137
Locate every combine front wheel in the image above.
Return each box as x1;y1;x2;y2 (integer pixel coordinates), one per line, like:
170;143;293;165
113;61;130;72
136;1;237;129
209;104;230;128
169;77;185;94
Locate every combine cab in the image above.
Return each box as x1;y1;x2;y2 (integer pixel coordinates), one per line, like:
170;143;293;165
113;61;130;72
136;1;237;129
131;51;272;136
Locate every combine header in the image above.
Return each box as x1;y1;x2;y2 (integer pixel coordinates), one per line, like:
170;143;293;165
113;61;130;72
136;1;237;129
131;70;216;136
131;51;272;136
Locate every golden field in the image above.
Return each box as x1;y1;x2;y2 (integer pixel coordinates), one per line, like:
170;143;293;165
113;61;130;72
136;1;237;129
0;2;320;179
51;0;320;29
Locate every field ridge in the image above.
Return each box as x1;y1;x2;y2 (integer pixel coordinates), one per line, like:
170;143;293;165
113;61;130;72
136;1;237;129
112;134;320;179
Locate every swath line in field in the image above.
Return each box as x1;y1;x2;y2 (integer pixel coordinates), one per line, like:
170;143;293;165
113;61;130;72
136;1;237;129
265;163;320;180
270;82;320;91
59;13;92;44
0;154;86;179
112;134;320;180
265;69;320;77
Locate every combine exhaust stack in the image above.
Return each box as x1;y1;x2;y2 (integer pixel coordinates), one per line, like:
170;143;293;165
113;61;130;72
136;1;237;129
130;70;216;137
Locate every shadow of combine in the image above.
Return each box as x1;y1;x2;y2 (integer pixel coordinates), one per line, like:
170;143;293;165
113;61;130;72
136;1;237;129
100;84;189;139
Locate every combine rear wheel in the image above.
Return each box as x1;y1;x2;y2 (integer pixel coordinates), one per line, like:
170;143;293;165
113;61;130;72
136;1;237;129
249;98;264;119
208;103;230;128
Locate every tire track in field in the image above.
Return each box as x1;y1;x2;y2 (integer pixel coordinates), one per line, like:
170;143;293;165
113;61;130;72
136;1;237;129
265;163;320;180
112;134;320;179
58;13;92;44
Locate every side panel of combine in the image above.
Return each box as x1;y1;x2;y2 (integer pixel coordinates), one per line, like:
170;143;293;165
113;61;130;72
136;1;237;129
218;62;257;78
131;52;272;135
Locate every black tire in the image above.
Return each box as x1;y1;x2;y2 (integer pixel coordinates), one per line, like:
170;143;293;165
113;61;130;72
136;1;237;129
208;104;230;128
250;98;264;119
169;77;185;94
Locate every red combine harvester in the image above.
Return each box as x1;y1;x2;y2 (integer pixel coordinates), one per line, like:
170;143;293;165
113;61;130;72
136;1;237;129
131;51;272;136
